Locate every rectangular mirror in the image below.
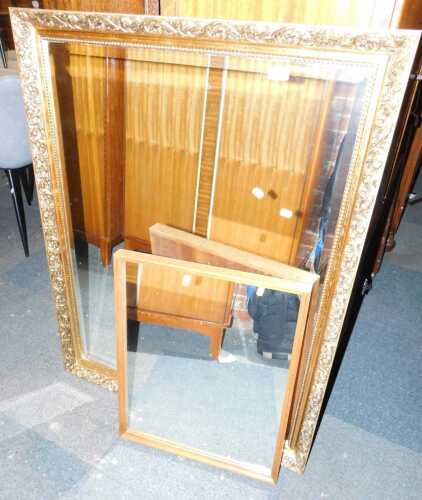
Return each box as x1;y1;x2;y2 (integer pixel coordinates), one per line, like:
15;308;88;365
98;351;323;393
11;7;420;473
46;39;371;373
115;251;314;483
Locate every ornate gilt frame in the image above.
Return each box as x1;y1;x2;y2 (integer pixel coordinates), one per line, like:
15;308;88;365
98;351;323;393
10;7;420;473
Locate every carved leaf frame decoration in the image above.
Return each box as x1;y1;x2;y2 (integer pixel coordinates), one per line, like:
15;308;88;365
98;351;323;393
10;8;420;474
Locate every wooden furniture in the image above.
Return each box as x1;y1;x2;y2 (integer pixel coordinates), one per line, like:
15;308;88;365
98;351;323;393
159;0;422;273
370;6;422;270
126;260;233;360
44;0;152;266
39;0;422;268
123;53;207;252
49;43;125;266
123;54;335;264
42;0;150;14
161;0;398;27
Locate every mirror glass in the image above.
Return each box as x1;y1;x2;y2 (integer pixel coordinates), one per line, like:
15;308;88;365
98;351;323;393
124;259;301;472
47;40;373;369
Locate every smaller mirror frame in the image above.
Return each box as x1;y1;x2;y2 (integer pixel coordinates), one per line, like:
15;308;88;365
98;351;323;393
114;250;315;484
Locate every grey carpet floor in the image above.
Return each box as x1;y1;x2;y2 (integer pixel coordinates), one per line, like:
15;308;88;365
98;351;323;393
1;172;422;499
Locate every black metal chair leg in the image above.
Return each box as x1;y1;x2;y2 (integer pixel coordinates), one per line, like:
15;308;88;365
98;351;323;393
0;34;7;68
5;169;29;257
20;165;35;205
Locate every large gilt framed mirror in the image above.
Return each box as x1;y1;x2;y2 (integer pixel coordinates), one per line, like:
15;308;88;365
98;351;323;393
10;7;420;474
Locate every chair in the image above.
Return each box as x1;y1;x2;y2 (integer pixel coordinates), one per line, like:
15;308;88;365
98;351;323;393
0;75;34;257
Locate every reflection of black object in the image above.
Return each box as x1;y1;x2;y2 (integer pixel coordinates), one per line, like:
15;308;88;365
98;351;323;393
247;289;299;358
306;132;354;273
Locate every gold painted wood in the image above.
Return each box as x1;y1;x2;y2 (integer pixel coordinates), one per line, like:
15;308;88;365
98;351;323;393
123;57;207;251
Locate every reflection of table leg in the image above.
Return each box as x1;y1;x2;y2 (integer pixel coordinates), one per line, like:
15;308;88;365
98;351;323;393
127;308;226;360
209;326;225;360
100;239;112;267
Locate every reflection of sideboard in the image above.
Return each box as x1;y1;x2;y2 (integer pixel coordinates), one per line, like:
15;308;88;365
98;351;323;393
51;44;125;266
44;0;421;268
124;60;334;266
51;44;345;266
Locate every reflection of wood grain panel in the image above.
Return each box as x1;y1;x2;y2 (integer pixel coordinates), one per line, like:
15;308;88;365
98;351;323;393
123;59;207;251
193;58;224;236
103;56;125;265
160;0;396;28
209;72;329;264
51;44;124;266
43;0;147;13
150;222;235;325
138;265;232;324
126;256;231;359
149;223;317;286
71;54;106;240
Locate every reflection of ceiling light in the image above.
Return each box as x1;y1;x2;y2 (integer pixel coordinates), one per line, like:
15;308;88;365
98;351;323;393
256;286;265;297
279;208;293;219
267;66;290;81
182;274;192;287
251;186;265;199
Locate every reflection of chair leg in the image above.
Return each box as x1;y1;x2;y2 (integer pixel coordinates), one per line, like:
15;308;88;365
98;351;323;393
0;34;7;68
20;165;35;205
5;169;29;257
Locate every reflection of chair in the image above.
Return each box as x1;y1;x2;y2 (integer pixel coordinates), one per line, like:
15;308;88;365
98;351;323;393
0;75;34;257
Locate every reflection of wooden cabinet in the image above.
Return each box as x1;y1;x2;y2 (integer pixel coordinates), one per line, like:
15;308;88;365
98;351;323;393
44;0;150;268
126;259;233;360
123;56;332;265
160;0;398;28
123;58;207;251
51;44;125;266
42;0;147;14
44;0;422;269
209;71;331;263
